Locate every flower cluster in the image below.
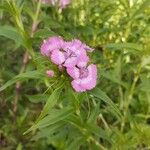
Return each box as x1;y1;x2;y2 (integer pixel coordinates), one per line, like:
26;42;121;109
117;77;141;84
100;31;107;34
40;36;97;92
42;0;70;9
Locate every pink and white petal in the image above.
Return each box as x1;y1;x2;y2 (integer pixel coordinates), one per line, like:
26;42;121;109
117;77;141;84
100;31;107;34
63;41;78;54
88;64;97;78
40;36;64;56
74;46;86;56
77;55;89;68
48;36;64;50
40;40;51;56
64;40;85;56
63;57;78;68
71;80;86;92
59;0;70;9
81;77;97;90
51;50;65;65
83;44;94;52
72;39;82;49
71;39;94;52
80;64;97;90
67;67;80;79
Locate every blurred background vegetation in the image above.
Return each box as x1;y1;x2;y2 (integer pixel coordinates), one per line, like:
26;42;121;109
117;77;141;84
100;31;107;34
0;0;150;149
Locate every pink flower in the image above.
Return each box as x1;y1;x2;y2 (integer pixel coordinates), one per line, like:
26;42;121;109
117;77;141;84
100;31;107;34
68;39;94;52
50;40;89;68
46;70;55;77
42;0;70;9
51;50;66;65
63;40;90;68
59;0;70;9
67;64;97;92
41;37;93;68
40;36;97;93
40;36;64;57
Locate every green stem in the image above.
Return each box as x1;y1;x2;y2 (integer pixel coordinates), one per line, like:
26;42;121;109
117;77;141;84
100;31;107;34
31;0;42;36
34;0;42;23
121;64;142;131
12;0;42;121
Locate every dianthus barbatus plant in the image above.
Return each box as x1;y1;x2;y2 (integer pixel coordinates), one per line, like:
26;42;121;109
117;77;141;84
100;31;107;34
40;36;97;92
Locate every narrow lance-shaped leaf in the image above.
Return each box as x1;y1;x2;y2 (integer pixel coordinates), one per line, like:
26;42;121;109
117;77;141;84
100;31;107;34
36;85;64;122
25;94;49;103
32;121;66;140
90;88;122;120
0;71;44;92
24;106;74;134
104;43;143;55
0;25;23;45
131;0;150;19
100;70;128;89
65;137;85;150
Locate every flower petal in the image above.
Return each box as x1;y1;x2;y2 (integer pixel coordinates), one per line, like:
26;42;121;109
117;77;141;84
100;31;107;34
80;64;97;90
64;40;86;55
67;67;80;79
83;43;94;52
71;80;86;92
77;54;89;68
59;0;70;9
40;36;64;57
51;50;65;65
63;57;78;68
40;39;52;56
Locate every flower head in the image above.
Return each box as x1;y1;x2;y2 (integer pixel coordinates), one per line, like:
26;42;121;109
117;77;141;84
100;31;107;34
67;39;94;52
40;36;97;92
49;40;90;68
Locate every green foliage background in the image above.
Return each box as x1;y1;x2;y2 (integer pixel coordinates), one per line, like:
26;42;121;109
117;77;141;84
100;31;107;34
0;0;150;149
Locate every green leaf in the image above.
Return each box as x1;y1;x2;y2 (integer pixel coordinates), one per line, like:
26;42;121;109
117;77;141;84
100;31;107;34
131;0;150;19
87;102;100;123
90;88;122;119
65;113;83;126
66;114;112;143
0;25;23;45
32;121;66;140
141;56;150;67
0;71;44;92
16;143;23;150
86;123;112;143
24;107;74;134
66;137;85;150
100;70;128;89
100;57;128;88
34;28;56;39
104;43;143;54
36;86;63;121
25;94;49;103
